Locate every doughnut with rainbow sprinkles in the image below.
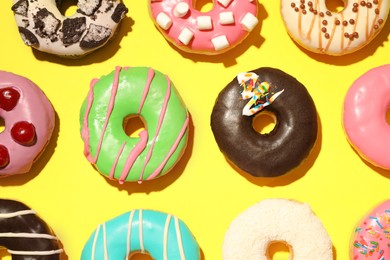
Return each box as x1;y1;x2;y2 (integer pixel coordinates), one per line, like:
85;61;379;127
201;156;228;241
148;0;259;54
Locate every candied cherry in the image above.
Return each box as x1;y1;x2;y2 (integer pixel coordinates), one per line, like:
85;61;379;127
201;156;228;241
11;121;36;146
0;87;20;111
0;145;9;168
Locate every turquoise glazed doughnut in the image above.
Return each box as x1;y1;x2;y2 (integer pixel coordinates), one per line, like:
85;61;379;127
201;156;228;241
80;66;189;184
81;209;201;259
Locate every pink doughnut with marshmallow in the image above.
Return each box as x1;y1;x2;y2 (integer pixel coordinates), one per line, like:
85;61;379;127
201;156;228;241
148;0;259;55
343;64;390;169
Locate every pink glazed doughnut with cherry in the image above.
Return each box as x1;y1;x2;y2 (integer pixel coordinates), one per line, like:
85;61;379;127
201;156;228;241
148;0;259;55
343;64;390;169
351;200;390;259
0;71;55;177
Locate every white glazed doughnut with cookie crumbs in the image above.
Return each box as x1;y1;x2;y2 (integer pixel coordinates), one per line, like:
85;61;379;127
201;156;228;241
11;0;128;57
280;0;389;55
222;199;333;260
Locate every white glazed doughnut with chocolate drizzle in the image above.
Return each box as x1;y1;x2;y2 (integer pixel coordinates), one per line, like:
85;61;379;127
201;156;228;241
11;0;128;57
280;0;390;55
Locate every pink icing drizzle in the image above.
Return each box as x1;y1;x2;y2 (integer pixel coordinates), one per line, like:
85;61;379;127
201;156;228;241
138;69;154;113
343;64;390;169
138;76;172;183
82;78;98;161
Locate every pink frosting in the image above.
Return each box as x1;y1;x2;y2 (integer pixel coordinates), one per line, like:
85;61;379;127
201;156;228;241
149;0;258;54
351;200;390;259
343;64;390;169
0;71;55;176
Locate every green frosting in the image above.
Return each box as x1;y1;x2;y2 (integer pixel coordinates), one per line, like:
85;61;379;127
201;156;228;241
80;67;188;183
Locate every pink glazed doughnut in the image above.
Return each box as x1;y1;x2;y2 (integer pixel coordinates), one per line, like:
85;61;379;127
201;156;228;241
0;71;55;177
148;0;259;55
351;200;390;259
343;64;390;169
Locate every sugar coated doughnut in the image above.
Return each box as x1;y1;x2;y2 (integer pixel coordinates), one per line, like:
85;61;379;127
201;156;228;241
351;200;390;259
211;67;318;177
0;199;63;259
280;0;390;55
0;71;55;177
148;0;259;55
11;0;128;57
222;198;333;260
80;66;189;184
81;209;200;259
343;64;390;169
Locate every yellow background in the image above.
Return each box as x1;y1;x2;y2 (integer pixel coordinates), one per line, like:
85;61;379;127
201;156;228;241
0;0;390;259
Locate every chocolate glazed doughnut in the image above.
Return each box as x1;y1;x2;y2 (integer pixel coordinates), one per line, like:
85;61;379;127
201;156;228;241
0;199;63;259
211;67;318;177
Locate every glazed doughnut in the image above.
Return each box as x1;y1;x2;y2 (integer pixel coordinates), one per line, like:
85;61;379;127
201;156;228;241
81;209;200;259
0;199;63;259
222;198;333;260
280;0;390;55
80;66;189;184
343;64;390;169
148;0;259;55
11;0;128;57
211;67;318;177
0;71;55;177
351;200;390;259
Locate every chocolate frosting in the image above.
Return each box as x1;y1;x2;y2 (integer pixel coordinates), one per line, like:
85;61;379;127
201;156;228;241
0;199;62;259
211;67;318;177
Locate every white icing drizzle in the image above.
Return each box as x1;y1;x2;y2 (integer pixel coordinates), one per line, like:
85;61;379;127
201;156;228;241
103;223;108;260
174;216;186;260
163;214;172;260
0;232;58;239
0;210;36;218
139;209;145;252
126;210;136;256
91;224;101;260
8;249;64;256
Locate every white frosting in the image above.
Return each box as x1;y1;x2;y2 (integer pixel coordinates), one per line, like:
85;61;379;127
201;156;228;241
11;0;127;57
281;0;390;55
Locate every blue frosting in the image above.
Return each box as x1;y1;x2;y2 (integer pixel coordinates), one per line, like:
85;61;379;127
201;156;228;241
81;209;200;259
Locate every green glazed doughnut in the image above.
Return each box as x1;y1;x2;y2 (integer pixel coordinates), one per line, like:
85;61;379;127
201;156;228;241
80;66;189;184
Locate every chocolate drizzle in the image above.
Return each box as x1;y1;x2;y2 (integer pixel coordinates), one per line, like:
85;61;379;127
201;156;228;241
211;67;318;177
0;199;63;259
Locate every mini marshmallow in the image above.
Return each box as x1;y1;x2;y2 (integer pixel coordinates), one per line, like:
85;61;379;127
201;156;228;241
197;16;213;30
217;0;233;7
240;12;258;31
174;2;189;18
156;12;172;30
219;12;235;25
211;35;229;51
178;27;194;45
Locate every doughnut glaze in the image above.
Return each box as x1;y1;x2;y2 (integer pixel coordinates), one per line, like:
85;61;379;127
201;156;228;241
281;0;390;55
343;64;390;169
0;199;63;259
0;71;55;177
148;0;259;54
80;67;189;184
211;67;318;177
223;199;333;260
11;0;128;57
81;209;200;259
351;200;390;259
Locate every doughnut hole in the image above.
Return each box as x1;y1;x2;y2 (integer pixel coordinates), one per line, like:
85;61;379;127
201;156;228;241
59;0;78;16
267;241;292;259
123;115;147;138
325;0;346;12
0;117;5;134
193;0;214;12
252;111;277;135
386;107;390;126
128;252;153;260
